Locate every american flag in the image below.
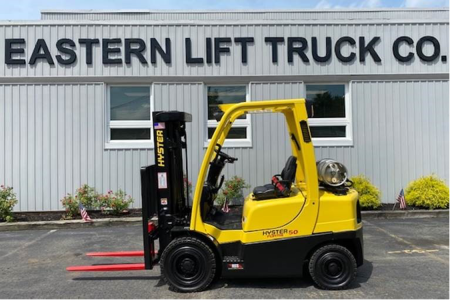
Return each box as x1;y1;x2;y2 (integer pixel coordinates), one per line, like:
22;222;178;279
397;189;407;210
79;203;93;222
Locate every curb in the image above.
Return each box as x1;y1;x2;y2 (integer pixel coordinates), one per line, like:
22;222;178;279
0;210;448;231
0;217;146;232
361;209;449;220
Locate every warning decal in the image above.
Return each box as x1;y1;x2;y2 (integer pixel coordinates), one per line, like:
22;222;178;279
158;172;168;189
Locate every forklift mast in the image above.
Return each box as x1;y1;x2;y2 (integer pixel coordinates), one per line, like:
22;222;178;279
140;111;192;269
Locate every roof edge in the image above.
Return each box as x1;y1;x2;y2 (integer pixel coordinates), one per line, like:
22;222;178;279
40;8;450;14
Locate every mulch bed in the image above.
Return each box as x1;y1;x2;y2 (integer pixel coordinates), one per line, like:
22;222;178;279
362;203;446;211
9;209;143;222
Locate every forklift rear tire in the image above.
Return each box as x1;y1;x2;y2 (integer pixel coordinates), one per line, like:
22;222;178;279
160;237;217;293
308;244;357;290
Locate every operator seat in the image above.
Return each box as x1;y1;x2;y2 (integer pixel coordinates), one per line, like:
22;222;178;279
252;156;297;200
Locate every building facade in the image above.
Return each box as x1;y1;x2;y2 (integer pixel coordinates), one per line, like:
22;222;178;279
0;8;448;211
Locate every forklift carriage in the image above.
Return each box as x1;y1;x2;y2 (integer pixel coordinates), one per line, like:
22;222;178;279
67;99;364;292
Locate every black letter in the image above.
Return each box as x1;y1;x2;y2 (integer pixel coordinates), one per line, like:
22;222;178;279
125;38;147;64
335;36;356;63
416;36;440;62
288;37;309;63
102;39;122;64
151;38;171;64
265;37;284;63
56;38;76;65
185;38;203;64
29;39;54;65
359;37;381;62
5;39;26;65
312;37;331;62
235;37;254;64
393;36;414;62
79;39;99;65
214;38;231;64
206;38;213;63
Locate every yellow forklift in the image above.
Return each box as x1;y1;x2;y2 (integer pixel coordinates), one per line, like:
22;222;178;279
67;99;363;292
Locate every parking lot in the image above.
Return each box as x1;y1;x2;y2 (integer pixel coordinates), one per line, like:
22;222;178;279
0;217;448;299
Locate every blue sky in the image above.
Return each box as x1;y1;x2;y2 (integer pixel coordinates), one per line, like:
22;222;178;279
0;0;448;20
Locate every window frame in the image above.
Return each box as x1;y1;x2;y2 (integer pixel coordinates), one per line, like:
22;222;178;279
305;82;353;146
204;84;252;148
105;84;154;149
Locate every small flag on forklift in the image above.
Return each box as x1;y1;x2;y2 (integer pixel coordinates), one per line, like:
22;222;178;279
79;203;93;222
397;189;407;210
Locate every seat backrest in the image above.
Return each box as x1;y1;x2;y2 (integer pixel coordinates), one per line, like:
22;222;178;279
280;156;297;183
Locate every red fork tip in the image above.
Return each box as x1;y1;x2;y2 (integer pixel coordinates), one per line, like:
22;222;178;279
67;263;145;272
86;251;145;257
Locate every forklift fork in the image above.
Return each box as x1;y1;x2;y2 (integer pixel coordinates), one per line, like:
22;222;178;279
66;220;158;272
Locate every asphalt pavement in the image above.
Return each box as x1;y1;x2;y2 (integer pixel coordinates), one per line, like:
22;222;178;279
0;217;448;299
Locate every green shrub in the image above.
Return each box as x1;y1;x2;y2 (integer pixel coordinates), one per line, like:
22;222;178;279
0;185;18;222
61;193;78;219
350;175;381;209
216;176;250;206
405;175;449;209
98;189;133;215
76;184;99;209
61;185;134;218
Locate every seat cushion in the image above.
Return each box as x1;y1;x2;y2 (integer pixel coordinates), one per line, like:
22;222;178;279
253;184;277;200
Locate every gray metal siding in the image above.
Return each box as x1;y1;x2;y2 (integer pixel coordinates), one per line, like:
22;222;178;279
0;80;448;211
40;9;450;21
315;80;449;203
0;83;154;211
0;23;448;78
0;81;305;211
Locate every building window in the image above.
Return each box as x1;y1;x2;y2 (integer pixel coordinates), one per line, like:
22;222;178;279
206;85;251;147
305;83;352;146
106;86;153;149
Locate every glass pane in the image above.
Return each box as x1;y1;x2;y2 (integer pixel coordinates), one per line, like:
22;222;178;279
207;86;246;120
110;87;150;121
208;127;247;139
111;128;151;140
310;126;346;138
306;84;345;118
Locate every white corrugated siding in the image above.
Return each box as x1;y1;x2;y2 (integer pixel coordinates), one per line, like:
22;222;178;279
0;22;448;78
315;80;449;203
40;9;449;21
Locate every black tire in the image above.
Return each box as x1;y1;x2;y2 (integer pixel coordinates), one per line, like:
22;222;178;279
308;244;357;290
160;237;217;293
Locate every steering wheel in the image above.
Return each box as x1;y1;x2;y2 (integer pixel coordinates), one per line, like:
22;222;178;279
214;144;238;163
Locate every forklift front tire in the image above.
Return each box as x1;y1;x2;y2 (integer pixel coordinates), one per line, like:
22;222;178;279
308;244;357;290
160;237;217;293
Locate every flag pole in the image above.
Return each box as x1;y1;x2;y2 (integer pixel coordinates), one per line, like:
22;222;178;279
392;201;397;211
